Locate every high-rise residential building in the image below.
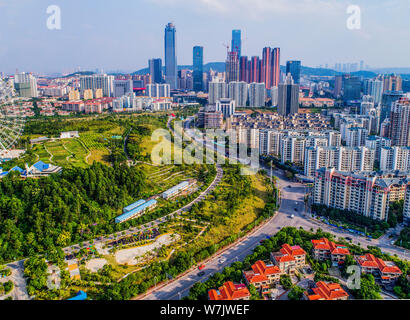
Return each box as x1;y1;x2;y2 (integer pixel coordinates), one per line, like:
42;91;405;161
380;90;405;123
286;61;301;85
248;82;266;108
404;184;410;225
380;146;410;171
389;98;410;147
149;58;163;84
164;22;177;90
216;98;235;118
80;74;114;97
239;56;248;82
228;81;248;108
208;81;228;105
250;56;260;83
261;47;272;89
278;74;299;116
345;127;368;147
197;105;223;129
225;51;240;83
364;79;383;104
193;46;204;92
13;72;38;98
146;83;170;98
231;29;241;57
365;135;391;162
383;74;402;92
313;168;410;221
304;146;375;177
113;79;133;97
271;48;280;87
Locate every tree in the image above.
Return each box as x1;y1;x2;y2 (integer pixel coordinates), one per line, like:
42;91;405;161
288;285;305;300
280;274;293;290
352;274;381;300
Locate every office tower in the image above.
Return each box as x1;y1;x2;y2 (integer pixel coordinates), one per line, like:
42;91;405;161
149;58;162;84
193;46;204;92
334;75;343;97
228;81;248;107
250;56;260;83
80;74;114;97
389;98;410;147
164;22;177;90
231;29;241;57
278;74;299;116
261;47;272;89
381;90;405;123
113;79;133;97
380;146;410;171
239;56;248;82
146;83;170;98
216;98;235;118
313;169;409;221
342;75;361;102
364;79;383;104
208;81;228;104
270;86;278;107
286;61;301;84
249;82;266;107
271;48;280;87
225;51;239;83
13;72;38;98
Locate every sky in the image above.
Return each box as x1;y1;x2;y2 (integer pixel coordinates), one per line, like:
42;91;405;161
0;0;409;75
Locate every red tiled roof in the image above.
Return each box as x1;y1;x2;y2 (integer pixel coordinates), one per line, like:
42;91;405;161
244;260;281;284
356;253;402;275
208;281;250;300
312;238;350;256
306;281;349;300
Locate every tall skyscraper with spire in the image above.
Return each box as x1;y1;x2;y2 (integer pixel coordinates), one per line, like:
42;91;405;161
231;29;241;57
164;23;177;89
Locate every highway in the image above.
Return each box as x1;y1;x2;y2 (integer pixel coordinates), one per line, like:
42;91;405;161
141;116;410;300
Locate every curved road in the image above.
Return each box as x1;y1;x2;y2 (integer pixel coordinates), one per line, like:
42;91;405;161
142;116;409;300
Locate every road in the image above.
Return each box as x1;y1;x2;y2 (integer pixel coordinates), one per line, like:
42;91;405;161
141;116;409;300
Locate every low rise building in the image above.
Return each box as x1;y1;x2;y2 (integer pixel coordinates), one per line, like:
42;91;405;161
270;244;306;274
208;281;250;300
311;238;350;264
356;253;402;285
243;260;281;289
304;281;349;300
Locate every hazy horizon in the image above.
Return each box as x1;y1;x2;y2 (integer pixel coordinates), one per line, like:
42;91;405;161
1;0;409;75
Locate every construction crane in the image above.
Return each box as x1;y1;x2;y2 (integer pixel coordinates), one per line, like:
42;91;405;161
222;43;230;54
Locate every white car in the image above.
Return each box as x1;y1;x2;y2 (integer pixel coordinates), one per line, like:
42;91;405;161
219;258;226;264
291;214;295;219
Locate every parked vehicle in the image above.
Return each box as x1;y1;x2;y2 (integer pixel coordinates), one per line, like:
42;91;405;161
197;271;205;277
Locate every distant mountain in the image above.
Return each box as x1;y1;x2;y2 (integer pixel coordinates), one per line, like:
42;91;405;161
370;67;410;74
62;71;95;78
132;62;226;75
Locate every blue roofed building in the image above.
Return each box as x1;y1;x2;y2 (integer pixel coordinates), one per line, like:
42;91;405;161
115;199;157;223
27;161;62;177
123;199;146;213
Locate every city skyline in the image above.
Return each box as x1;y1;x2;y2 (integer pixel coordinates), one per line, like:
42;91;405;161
0;0;410;75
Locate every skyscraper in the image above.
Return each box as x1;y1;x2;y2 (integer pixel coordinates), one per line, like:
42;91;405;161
149;58;162;84
342;75;361;102
239;56;248;82
271;48;280;87
228;81;248;107
13;72;38;98
286;61;301;85
225;51;239;83
381;90;404;123
261;47;272;89
249;82;266;107
250;56;260;83
231;29;241;57
278;74;299;116
193;46;203;92
164;23;177;90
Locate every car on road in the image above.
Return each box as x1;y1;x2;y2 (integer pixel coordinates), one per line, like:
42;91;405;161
197;271;205;277
345;237;352;241
218;258;226;264
294;208;298;211
198;264;205;270
288;185;292;188
290;214;295;218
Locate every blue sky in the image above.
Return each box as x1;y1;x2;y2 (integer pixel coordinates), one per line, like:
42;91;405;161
0;0;409;75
